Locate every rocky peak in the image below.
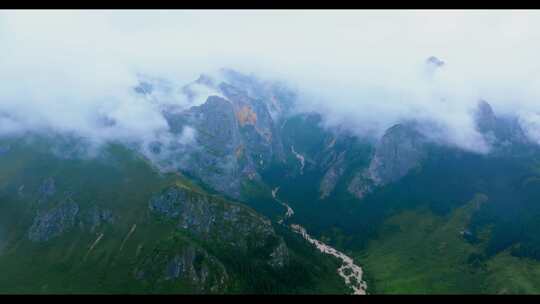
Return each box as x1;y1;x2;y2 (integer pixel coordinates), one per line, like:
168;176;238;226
475;99;497;134
347;123;427;200
134;81;153;95
426;56;445;67
133;70;293;199
473;100;531;149
219;69;295;119
161;72;289;198
368;123;426;185
424;56;445;78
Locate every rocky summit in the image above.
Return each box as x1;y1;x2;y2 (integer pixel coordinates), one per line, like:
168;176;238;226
151;72;292;200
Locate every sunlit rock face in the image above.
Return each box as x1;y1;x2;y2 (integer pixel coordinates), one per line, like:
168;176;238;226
142;70;294;199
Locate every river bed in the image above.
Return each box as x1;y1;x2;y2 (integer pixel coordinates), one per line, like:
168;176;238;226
271;187;367;295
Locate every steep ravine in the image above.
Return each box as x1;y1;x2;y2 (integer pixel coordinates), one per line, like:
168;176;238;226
271;188;368;295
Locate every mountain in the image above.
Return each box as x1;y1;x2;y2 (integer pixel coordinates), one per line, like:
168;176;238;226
0;136;349;294
268;98;540;294
172;71;540;294
4;68;540;294
137;70;293;205
347;122;428;200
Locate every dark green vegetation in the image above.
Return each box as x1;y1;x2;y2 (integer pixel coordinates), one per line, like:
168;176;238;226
260;114;374;243
0;136;348;294
250;111;540;294
356;194;540;294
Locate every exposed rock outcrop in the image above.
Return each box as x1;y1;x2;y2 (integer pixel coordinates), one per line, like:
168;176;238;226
426;56;445;67
28;198;79;242
474;100;530;150
149;185;288;259
367;124;426;185
136;242;229;293
320;151;346;199
157;71;293;199
347;173;375;201
348;123;427;200
475;100;497;134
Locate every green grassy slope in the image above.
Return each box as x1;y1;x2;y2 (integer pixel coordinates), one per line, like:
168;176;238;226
355;194;540;294
0;136;348;294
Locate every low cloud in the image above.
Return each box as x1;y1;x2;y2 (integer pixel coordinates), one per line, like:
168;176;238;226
178;126;196;145
1;10;540;155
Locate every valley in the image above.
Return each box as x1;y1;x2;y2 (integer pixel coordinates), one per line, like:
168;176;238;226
271;187;367;295
3;68;540;294
4;9;540;296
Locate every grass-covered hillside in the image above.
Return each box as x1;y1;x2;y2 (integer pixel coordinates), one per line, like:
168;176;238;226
0;136;348;294
356;194;540;294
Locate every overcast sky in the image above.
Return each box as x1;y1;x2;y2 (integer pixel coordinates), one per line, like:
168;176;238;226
1;10;540;153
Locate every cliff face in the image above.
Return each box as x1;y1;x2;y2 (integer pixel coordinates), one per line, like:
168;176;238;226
474;100;530;153
153;71;293;200
346;123;427;200
475;100;497;135
367;123;427;186
319;151;347;199
149;184;289;266
159;72;538;211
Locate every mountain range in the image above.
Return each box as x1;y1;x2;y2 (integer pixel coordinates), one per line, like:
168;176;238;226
3;66;540;294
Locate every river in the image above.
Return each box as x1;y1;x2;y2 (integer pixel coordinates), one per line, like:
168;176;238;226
271;187;367;295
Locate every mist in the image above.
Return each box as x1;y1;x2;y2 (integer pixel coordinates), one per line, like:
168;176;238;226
2;10;540;154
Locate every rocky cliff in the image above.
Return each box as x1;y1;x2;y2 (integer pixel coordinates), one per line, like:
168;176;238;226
145;71;295;200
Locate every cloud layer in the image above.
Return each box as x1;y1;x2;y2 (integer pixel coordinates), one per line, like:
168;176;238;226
2;10;540;153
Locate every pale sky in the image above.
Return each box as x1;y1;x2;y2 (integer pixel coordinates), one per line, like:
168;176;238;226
1;10;540;153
